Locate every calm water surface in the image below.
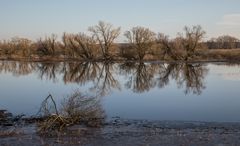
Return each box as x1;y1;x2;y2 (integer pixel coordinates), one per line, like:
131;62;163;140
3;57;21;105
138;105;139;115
0;61;240;122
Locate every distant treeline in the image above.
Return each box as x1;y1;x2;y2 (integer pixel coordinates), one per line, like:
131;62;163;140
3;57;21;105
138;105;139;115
0;21;239;61
206;35;240;49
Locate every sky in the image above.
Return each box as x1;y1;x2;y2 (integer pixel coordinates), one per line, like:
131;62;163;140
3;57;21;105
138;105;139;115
0;0;240;41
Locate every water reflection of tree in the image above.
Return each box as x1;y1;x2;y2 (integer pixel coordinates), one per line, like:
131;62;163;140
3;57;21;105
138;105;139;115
63;62;100;85
0;61;34;76
158;63;208;95
120;62;157;93
158;63;181;88
35;62;62;82
0;61;209;96
93;62;120;97
180;64;208;95
62;62;120;97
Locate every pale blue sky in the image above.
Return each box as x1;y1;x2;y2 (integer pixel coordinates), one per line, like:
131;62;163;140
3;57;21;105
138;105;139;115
1;0;240;41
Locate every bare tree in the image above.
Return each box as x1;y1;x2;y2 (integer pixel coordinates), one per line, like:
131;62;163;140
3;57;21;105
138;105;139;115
88;21;121;60
206;38;217;49
157;33;180;60
0;37;33;57
11;37;33;57
37;34;58;56
216;35;239;49
62;32;97;60
124;26;156;61
157;25;205;61
180;25;206;60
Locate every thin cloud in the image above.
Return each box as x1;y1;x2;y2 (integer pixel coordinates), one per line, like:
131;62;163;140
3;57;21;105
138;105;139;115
217;14;240;26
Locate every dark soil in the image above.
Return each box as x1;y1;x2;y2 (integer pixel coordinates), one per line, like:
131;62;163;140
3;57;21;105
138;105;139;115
1;118;240;146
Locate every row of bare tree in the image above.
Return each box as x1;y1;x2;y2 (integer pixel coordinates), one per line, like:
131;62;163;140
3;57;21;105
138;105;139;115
206;35;240;49
0;21;239;61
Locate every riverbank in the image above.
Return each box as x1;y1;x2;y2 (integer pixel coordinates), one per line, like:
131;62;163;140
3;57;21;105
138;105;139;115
1;118;240;145
1;49;240;63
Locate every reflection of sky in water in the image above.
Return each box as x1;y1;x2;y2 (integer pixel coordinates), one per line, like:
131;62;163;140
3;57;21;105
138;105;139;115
0;62;240;122
211;64;240;81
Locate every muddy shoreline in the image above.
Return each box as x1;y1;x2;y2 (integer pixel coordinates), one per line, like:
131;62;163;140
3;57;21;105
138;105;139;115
1;118;240;145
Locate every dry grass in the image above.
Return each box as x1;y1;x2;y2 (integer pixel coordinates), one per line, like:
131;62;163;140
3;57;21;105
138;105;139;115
206;49;240;61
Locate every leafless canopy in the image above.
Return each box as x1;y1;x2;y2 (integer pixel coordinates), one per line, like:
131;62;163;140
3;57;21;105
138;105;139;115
0;37;32;57
62;32;96;59
37;34;58;56
124;26;156;60
180;25;206;60
88;21;121;60
157;33;179;60
208;35;240;49
157;25;205;61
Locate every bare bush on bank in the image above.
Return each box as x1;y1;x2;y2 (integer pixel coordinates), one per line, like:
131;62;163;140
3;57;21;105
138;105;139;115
0;37;33;58
37;91;105;133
